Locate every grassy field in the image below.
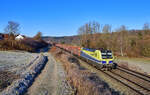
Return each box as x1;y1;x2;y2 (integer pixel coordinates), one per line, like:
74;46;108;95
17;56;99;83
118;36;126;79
0;51;39;92
0;51;38;73
115;56;150;75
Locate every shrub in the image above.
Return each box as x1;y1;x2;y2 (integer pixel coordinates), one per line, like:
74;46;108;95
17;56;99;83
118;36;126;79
139;39;150;57
0;40;33;52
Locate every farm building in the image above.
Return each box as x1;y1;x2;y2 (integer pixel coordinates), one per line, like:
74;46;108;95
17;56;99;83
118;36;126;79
15;35;24;40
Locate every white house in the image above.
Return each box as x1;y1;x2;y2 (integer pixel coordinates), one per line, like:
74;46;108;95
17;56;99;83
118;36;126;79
15;35;24;40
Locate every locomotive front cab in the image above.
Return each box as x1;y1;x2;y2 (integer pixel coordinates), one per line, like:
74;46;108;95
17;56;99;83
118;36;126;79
80;48;116;69
99;49;115;68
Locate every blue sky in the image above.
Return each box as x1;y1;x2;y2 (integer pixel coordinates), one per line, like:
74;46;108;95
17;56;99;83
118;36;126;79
0;0;150;37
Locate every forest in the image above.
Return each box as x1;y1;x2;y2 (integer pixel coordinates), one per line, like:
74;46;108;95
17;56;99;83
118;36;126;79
77;21;150;57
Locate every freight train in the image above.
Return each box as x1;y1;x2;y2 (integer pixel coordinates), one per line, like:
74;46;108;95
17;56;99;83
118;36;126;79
55;44;117;70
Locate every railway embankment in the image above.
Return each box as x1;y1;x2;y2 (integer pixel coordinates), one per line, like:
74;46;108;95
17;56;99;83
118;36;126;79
115;57;150;75
50;46;120;95
53;45;150;95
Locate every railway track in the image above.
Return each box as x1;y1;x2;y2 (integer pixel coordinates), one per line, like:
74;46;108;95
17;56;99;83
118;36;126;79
107;70;150;95
99;69;145;95
111;66;150;95
55;46;150;95
118;66;150;80
80;59;150;94
94;64;150;95
90;62;150;95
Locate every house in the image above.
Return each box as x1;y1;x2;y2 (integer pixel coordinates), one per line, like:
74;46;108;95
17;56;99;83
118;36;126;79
15;35;24;40
0;34;26;40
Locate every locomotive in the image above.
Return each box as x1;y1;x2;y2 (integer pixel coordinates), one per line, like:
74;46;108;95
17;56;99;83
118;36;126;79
55;44;117;70
81;48;116;69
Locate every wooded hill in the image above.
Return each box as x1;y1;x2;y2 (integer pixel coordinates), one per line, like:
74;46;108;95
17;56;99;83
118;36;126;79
43;29;150;57
43;36;80;45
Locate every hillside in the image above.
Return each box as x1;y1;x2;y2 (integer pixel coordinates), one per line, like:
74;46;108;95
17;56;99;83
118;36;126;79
43;29;150;57
42;35;80;45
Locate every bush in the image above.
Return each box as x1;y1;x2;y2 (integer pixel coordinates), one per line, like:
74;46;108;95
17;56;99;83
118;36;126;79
21;38;48;51
0;37;48;52
0;40;33;52
139;39;150;57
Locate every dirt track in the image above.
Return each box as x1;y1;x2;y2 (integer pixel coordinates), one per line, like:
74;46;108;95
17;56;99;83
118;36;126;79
26;53;73;95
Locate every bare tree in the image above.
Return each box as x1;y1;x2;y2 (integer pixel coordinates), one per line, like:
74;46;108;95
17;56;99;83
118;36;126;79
102;24;111;34
143;23;150;30
4;21;20;35
78;21;100;48
143;23;150;35
102;24;112;49
34;31;42;40
118;25;128;56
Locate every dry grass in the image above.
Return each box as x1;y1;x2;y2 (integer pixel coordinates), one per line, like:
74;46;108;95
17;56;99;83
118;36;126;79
0;71;19;91
50;47;113;95
115;57;150;75
117;56;150;63
0;40;33;52
0;38;48;52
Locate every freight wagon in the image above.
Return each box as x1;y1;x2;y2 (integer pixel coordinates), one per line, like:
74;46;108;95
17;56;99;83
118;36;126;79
55;44;117;70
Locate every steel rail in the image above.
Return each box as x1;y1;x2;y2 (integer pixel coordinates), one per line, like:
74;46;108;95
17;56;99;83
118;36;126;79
109;70;150;91
117;67;150;83
54;45;149;95
118;66;150;79
98;69;145;95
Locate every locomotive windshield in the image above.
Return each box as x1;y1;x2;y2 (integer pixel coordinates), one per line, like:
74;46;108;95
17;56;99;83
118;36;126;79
101;50;113;59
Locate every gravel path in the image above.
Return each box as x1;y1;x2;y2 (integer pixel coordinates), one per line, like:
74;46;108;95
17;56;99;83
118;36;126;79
26;53;73;95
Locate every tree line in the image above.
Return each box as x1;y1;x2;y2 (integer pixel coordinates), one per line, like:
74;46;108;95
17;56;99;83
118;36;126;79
0;21;47;52
77;21;150;57
2;21;42;40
